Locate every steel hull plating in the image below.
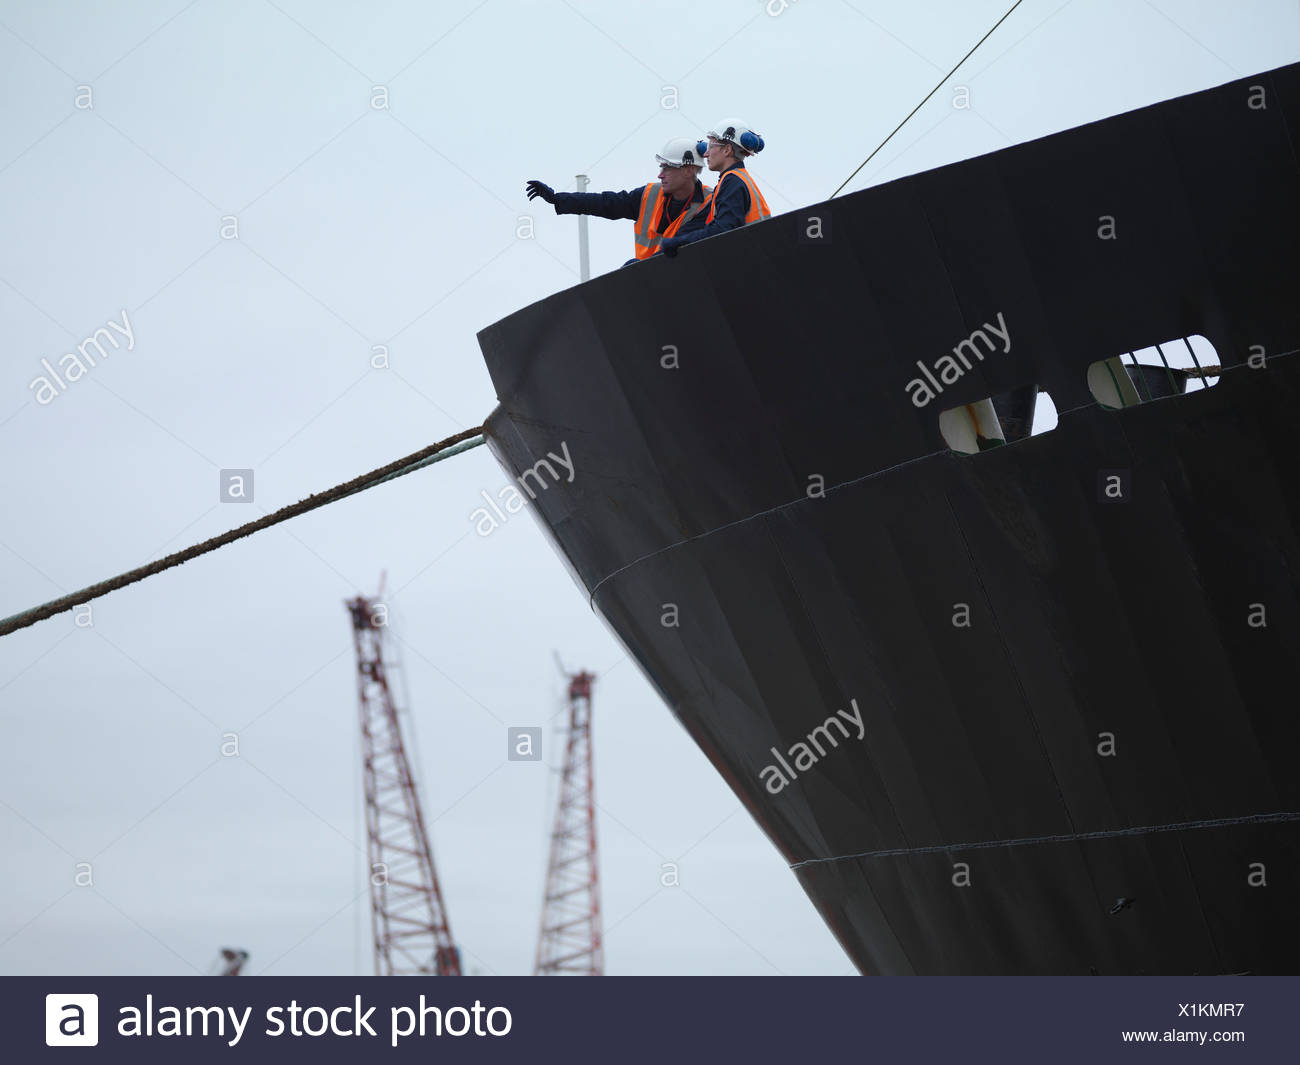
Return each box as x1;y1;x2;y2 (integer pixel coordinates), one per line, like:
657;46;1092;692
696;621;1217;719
478;65;1300;973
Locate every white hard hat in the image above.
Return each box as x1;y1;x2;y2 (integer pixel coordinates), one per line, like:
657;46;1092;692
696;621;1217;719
707;119;765;155
655;137;706;169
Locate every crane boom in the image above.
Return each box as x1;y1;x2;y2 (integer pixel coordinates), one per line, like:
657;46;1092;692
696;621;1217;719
347;591;460;976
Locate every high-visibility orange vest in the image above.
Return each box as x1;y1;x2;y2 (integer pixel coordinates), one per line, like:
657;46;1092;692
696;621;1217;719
704;166;771;225
632;182;713;260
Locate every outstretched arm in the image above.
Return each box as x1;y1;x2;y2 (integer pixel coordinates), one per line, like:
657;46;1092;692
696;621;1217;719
526;181;644;222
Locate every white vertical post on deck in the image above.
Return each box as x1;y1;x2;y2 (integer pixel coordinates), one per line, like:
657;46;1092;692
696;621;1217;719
575;174;590;282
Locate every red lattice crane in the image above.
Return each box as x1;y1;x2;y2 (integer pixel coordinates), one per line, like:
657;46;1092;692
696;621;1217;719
214;948;248;976
535;666;603;975
347;582;460;976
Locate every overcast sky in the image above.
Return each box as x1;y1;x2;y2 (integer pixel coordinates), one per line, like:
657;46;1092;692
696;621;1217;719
1;0;1296;977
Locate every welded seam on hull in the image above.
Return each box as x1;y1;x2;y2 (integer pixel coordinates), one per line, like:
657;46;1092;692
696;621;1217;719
585;400;1108;607
788;810;1300;868
588;446;952;607
584;356;1298;610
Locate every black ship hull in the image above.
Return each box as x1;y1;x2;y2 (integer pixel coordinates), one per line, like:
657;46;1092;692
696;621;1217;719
478;64;1300;973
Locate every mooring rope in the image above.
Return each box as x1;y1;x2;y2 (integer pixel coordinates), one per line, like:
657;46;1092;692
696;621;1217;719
0;427;486;638
830;0;1026;199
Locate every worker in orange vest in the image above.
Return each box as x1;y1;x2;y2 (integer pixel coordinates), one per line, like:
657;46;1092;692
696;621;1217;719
659;120;770;258
525;138;712;265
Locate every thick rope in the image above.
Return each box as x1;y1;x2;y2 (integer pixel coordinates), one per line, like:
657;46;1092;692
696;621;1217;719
0;427;485;638
830;0;1026;199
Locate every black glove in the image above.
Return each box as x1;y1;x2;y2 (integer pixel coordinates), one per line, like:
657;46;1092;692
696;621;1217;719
660;237;680;258
526;180;556;204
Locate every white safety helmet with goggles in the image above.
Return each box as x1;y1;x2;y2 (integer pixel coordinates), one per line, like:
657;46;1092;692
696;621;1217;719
655;137;707;169
706;120;765;157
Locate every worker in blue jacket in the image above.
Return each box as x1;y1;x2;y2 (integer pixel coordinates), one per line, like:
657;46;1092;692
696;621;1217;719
525;138;712;265
659;120;771;258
